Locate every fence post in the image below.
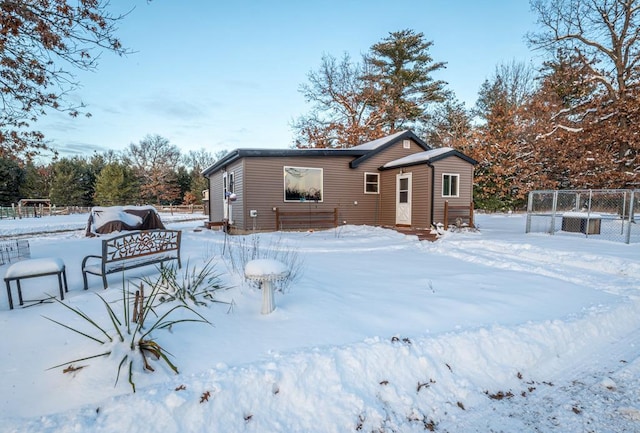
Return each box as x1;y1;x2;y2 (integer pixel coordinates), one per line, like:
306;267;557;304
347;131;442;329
469;202;474;227
550;191;558;235
625;190;635;244
275;207;280;230
525;191;533;233
333;208;338;227
585;189;593;238
444;201;449;229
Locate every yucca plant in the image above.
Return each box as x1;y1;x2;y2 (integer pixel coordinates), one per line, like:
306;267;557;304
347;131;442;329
45;275;210;392
150;258;230;307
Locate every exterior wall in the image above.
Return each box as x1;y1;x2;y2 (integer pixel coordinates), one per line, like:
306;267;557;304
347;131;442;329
243;155;363;231
205;138;473;232
238;138;426;231
378;165;433;228
207;159;245;227
431;156;474;225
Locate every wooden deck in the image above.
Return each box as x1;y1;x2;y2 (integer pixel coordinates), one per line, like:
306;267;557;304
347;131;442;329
392;227;439;242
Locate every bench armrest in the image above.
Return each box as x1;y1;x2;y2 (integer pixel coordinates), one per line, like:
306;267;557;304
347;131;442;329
81;254;103;269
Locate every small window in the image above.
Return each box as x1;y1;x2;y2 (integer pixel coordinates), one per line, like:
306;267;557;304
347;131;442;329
364;172;379;194
442;173;459;197
403;139;411;149
284;166;323;202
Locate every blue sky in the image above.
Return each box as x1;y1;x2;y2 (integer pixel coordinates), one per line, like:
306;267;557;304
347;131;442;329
38;0;540;159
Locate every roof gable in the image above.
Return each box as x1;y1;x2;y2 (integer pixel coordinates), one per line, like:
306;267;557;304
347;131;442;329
349;130;431;168
381;147;478;170
201;130;436;176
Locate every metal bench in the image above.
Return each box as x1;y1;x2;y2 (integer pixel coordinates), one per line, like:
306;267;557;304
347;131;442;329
82;229;182;290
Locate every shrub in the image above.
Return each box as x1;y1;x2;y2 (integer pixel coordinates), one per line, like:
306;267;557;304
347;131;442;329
220;233;303;292
148;258;230;307
46;271;210;392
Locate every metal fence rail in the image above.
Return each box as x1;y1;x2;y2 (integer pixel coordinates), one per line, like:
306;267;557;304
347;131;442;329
526;189;638;244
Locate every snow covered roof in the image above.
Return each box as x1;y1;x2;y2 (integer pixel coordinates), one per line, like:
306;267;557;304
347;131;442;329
200;130;435;175
382;147;477;169
350;130;408;150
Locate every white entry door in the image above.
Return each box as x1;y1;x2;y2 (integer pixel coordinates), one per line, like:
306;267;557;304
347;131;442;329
396;173;412;225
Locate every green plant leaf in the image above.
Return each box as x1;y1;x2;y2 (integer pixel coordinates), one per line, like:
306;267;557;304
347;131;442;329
47;350;112;370
43;316;107;345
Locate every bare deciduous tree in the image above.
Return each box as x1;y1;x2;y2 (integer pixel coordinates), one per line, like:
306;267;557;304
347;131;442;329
0;0;132;160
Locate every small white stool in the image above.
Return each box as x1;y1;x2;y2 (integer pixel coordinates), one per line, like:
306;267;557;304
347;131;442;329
244;259;289;314
4;258;68;310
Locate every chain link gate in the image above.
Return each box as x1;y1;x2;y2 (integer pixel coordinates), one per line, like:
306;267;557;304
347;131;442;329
526;189;639;244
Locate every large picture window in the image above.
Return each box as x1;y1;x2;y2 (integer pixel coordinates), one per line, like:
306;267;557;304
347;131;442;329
364;172;379;194
442;173;459;197
284;166;323;202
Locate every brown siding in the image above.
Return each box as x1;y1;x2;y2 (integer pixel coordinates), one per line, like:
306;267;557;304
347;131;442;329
208;138;470;231
207;160;244;226
431;157;474;225
243;155;373;231
238;139;432;231
378;166;432;228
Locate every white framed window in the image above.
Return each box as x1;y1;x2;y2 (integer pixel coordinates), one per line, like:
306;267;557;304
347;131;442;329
403;139;411;149
284;166;323;202
442;173;459;197
364;172;380;194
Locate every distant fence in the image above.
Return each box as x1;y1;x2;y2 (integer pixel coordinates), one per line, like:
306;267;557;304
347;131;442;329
525;189;639;244
0;205;91;219
0;204;204;220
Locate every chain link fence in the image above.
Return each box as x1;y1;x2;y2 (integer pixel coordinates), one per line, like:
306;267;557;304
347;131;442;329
526;189;639;244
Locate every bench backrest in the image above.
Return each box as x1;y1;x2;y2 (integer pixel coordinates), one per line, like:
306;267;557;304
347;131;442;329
102;230;181;264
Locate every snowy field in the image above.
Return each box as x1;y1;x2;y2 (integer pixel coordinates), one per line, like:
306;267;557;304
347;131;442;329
0;212;639;433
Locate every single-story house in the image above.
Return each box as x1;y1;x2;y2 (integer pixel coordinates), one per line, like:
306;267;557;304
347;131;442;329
202;130;477;232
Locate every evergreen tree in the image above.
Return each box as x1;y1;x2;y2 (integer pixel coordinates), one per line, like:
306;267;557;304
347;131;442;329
292;29;449;148
364;29;448;132
0;157;25;205
93;162;138;206
49;157;94;206
19;162;52;200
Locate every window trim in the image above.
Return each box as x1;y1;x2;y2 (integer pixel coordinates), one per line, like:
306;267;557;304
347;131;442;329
364;172;380;194
442;173;460;198
283;166;324;203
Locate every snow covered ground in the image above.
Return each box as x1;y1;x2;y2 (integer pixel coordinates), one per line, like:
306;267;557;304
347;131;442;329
0;212;639;432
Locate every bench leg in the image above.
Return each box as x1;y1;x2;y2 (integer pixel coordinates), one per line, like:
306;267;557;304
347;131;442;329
5;280;13;310
57;272;64;301
16;279;23;307
62;268;68;293
82;270;89;290
102;274;108;290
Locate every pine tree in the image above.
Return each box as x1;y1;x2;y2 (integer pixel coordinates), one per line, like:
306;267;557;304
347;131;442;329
93;162;138;206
